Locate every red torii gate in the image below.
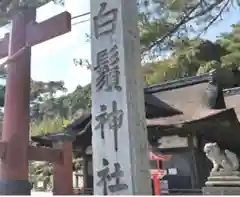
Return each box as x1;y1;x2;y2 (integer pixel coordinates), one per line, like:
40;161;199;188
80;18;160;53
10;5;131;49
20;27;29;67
0;7;73;195
149;152;171;195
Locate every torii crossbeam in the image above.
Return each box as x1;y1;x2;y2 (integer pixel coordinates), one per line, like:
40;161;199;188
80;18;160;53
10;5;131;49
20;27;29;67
0;8;71;195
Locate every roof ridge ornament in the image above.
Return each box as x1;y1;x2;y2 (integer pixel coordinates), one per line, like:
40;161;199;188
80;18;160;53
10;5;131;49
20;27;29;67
203;68;226;110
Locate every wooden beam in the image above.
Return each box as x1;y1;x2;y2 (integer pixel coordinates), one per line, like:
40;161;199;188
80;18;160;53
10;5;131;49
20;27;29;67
0;11;71;59
28;145;62;163
26;11;71;46
0;141;7;159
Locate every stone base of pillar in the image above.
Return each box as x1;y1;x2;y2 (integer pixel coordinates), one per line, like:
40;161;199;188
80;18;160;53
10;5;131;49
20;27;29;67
0;180;32;195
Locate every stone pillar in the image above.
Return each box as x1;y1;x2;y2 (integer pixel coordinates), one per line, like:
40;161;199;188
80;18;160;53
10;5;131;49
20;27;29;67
90;0;151;195
52;141;73;195
0;9;36;195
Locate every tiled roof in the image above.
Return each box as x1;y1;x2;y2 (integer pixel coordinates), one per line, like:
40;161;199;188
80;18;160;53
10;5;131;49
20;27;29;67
144;73;209;94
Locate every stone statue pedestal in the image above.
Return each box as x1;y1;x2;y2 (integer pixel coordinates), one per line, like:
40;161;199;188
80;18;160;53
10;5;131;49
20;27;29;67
205;170;240;186
203;187;240;195
203;171;240;195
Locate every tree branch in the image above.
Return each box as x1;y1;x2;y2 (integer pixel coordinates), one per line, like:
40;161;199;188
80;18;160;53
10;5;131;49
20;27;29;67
141;0;230;54
198;0;231;37
141;2;201;54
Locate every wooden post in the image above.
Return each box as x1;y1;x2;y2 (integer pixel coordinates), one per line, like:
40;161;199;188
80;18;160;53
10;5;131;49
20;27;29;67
90;0;151;195
52;141;73;195
0;7;71;195
0;8;36;195
152;174;161;195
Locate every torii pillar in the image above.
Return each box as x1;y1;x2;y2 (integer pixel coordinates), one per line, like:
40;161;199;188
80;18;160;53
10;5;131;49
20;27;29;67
0;7;71;195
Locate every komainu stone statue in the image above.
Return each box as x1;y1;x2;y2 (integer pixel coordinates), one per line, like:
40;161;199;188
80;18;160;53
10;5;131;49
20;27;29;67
203;142;240;187
204;142;239;173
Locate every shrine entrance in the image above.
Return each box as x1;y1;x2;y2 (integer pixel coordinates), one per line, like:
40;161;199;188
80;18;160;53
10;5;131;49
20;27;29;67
0;7;74;195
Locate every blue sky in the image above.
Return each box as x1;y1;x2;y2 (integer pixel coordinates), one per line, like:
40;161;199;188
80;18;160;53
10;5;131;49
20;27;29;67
202;5;240;40
0;0;239;93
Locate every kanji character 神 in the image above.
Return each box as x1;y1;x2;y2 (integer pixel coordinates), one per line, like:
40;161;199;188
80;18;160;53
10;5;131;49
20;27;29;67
94;101;123;151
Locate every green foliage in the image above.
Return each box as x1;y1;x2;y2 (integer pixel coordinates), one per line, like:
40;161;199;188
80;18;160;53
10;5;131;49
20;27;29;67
29;161;53;191
30;82;91;123
197;60;221;75
142;38;229;85
67;84;91;113
217;23;240;68
30;116;69;136
29;81;91;136
29;157;83;191
143;58;181;85
0;78;91;130
142;23;240;89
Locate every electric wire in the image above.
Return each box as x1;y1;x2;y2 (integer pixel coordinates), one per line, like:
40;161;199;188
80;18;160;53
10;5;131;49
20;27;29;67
72;19;90;26
71;12;90;20
71;12;90;26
